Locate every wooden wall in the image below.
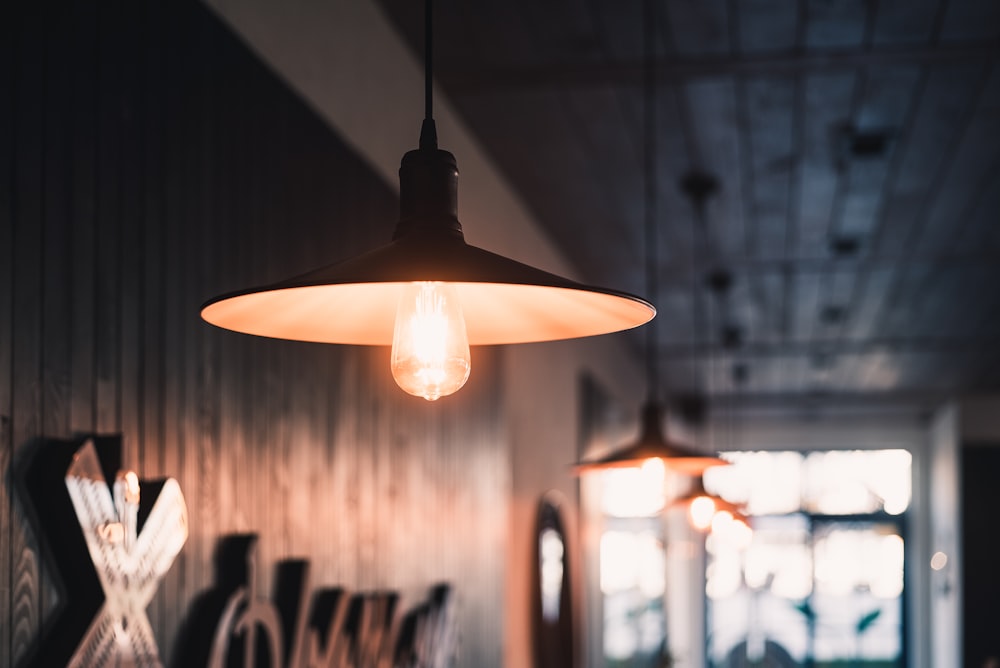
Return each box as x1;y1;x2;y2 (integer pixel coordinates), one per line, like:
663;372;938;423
0;0;508;665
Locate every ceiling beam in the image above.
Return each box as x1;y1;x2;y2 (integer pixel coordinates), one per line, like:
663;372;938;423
649;252;1000;283
655;336;1000;359
704;389;950;411
443;42;1000;91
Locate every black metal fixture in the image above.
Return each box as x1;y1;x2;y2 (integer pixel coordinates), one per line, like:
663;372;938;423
842;123;894;159
200;0;654;401
573;0;727;475
833;123;895;173
829;234;861;258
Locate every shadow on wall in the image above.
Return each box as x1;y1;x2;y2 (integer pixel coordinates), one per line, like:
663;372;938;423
174;534;456;668
11;435;114;668
11;434;186;668
7;434;455;668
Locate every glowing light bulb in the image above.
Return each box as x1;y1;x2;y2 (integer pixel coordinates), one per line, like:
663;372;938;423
689;495;716;531
640;457;666;479
391;281;471;401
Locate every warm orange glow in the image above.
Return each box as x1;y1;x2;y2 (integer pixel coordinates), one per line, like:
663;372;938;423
689;496;716;530
201;281;653;346
391;282;471;400
199;161;655;402
640;457;666;480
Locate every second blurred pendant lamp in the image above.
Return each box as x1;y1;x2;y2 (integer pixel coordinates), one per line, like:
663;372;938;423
573;0;726;475
669;475;749;532
200;0;654;401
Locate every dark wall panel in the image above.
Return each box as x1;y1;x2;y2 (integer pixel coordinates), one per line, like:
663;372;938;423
0;0;508;665
0;0;13;657
961;444;1000;668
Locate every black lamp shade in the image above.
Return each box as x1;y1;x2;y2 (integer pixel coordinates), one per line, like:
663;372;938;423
202;146;654;346
573;402;729;475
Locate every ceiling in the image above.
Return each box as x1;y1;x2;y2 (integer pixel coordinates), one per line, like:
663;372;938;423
375;0;1000;411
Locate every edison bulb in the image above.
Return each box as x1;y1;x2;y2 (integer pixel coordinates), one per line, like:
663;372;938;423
391;281;471;401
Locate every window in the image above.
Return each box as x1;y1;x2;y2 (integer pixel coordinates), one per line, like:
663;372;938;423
597;463;669;666
704;450;911;667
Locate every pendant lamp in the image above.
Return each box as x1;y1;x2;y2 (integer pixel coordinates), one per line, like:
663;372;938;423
572;0;726;475
573;402;727;475
200;0;654;401
667;475;749;531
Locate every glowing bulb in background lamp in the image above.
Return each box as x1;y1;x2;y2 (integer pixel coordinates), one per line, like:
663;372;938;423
689;495;717;530
391;282;471;401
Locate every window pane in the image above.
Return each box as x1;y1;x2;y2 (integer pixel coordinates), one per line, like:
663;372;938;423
705;449;912;516
704;451;804;515
705;450;909;668
803;450;911;515
601;527;667;665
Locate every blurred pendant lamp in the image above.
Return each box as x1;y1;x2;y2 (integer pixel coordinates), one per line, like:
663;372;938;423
669;475;749;532
573;0;727;475
671;236;752;540
200;0;654;401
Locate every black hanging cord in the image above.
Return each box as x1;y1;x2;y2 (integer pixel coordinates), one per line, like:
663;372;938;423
420;0;438;149
643;0;660;402
425;0;433;121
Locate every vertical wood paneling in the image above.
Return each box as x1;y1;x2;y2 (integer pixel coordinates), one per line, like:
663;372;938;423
184;3;224;636
68;0;98;436
41;0;74;446
93;0;123;434
37;2;77;629
0;0;15;662
10;3;45;663
1;0;509;664
142;0;169;646
116;0;145;474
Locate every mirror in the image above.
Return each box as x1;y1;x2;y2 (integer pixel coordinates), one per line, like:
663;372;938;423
533;495;574;667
